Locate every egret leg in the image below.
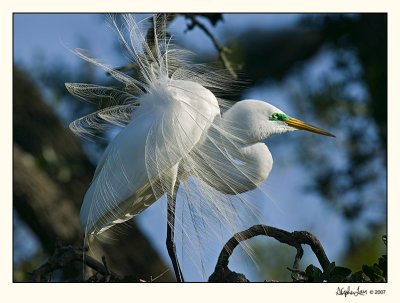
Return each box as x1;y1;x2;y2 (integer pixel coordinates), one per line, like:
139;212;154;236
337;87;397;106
166;181;184;282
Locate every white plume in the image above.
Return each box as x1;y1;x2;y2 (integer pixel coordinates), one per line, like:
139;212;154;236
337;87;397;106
68;14;273;280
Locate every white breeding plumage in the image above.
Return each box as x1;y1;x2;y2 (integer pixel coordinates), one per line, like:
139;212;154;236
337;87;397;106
67;14;334;281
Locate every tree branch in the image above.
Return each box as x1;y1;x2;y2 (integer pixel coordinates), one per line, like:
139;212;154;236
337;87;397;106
209;225;331;282
30;243;173;282
184;14;238;79
31;245;120;282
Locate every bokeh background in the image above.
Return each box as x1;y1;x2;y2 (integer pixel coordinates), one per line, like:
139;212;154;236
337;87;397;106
13;13;387;282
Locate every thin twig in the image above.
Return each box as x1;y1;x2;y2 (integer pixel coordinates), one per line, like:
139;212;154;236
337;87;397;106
184;14;238;79
140;267;171;282
150;267;171;282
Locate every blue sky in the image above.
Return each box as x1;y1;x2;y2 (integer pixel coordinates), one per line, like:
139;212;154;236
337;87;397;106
14;14;301;66
13;13;372;281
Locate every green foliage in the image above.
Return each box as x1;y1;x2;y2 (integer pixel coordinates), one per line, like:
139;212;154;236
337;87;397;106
352;255;387;282
304;262;352;282
302;236;387;282
304;264;324;282
303;257;386;283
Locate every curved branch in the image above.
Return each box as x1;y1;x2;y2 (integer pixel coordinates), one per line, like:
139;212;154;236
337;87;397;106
292;231;330;271
209;225;330;282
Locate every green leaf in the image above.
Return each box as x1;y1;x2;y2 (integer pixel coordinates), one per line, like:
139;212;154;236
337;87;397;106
348;270;371;282
327;266;352;282
325;262;336;275
378;255;387;278
362;264;385;282
305;264;323;282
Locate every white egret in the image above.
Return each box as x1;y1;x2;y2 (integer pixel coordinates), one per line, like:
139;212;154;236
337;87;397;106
67;14;334;282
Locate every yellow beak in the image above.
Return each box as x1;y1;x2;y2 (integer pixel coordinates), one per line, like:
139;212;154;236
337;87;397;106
286;117;335;137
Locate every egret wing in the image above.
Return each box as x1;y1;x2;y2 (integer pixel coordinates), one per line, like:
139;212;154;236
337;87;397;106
80;80;220;235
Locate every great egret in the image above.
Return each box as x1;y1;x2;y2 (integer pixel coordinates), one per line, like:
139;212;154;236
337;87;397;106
67;14;334;282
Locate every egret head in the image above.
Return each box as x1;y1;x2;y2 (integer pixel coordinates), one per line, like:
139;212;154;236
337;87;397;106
221;100;334;144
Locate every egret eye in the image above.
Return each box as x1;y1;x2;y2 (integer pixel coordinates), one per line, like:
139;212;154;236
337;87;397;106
271;113;289;121
271;113;280;121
